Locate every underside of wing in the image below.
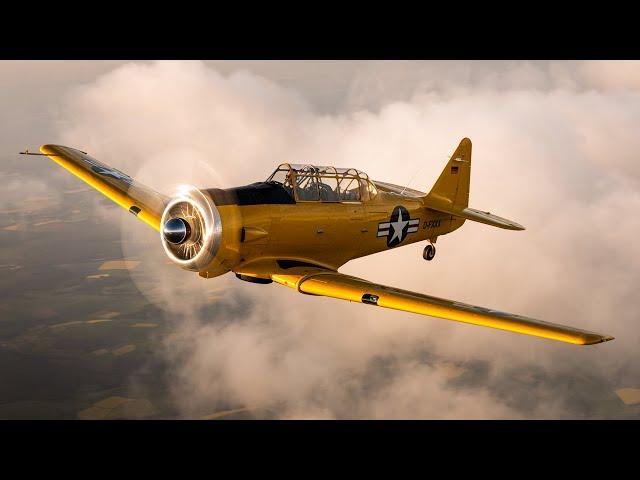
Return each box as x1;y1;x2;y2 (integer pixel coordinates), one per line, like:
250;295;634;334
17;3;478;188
253;261;614;345
39;145;169;231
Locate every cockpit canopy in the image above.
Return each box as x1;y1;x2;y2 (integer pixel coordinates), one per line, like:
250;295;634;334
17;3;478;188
266;163;378;203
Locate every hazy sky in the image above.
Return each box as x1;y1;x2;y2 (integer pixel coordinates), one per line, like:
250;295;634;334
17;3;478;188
2;60;639;418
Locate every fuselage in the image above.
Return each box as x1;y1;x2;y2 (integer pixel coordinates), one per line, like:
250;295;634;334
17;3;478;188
199;181;465;277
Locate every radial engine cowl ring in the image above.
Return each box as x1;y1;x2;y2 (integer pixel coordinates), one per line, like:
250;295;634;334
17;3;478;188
160;187;221;272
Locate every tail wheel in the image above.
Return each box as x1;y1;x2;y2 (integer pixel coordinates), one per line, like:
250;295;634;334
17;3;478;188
423;244;436;261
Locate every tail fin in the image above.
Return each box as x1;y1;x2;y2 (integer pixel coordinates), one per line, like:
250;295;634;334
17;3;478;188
426;137;471;210
424;138;525;231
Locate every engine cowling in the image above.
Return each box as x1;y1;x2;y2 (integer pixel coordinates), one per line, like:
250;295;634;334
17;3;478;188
160;186;224;273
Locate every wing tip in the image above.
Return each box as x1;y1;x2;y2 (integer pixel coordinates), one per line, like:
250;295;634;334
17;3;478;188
582;334;615;345
40;144;69;156
508;222;526;231
40;144;87;155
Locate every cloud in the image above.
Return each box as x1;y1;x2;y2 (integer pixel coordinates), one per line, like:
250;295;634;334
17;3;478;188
56;60;640;418
0;175;58;210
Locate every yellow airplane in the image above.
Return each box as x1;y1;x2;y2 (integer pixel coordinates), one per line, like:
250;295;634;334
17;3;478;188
30;138;614;346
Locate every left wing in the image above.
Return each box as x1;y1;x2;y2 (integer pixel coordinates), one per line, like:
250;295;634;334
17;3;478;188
38;145;169;231
240;261;614;345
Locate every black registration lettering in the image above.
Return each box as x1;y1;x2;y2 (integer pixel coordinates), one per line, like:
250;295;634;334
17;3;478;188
423;219;442;230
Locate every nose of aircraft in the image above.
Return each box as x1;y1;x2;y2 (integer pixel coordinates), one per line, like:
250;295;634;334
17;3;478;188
162;217;191;245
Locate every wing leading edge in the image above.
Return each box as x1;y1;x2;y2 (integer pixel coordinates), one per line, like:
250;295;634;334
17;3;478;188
39;145;168;231
262;264;613;345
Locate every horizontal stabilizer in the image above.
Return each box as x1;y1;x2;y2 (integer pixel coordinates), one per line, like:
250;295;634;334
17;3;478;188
429;206;525;231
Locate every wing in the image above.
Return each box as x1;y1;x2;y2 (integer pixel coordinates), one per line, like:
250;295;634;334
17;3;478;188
39;145;169;231
239;261;614;345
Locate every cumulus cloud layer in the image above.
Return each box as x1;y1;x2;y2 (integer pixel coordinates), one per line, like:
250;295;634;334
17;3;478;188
54;60;640;418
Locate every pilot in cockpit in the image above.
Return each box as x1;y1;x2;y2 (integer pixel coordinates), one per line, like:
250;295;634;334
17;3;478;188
319;180;339;201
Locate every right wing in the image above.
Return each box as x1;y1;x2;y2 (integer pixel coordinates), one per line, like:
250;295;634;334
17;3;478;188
246;261;614;346
39;145;169;231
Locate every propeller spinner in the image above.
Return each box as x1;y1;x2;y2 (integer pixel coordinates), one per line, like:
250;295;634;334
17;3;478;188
162;217;191;245
160;185;221;271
